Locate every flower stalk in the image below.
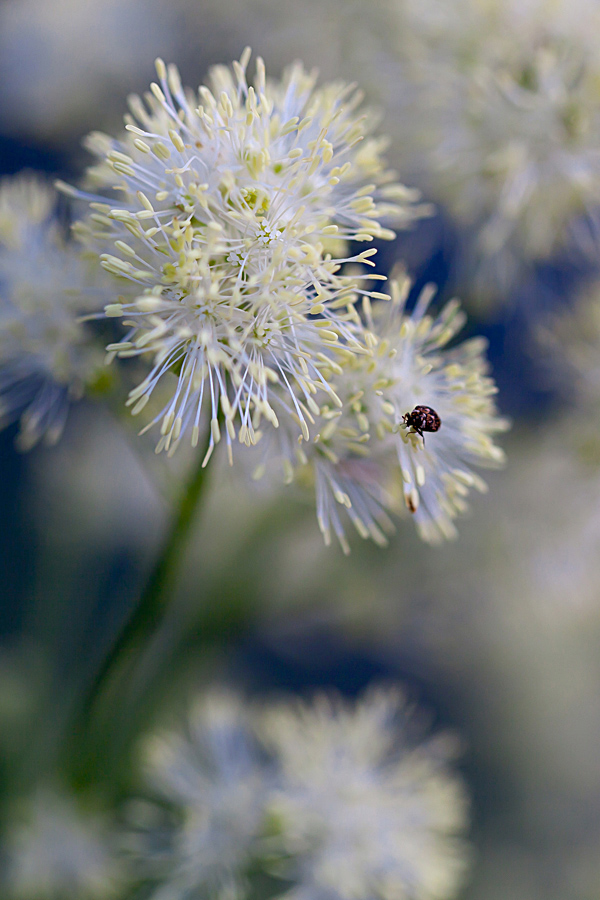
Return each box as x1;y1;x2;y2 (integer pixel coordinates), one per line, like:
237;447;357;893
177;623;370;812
70;423;214;778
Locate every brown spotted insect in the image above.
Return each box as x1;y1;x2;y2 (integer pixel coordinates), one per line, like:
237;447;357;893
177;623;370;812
402;405;442;443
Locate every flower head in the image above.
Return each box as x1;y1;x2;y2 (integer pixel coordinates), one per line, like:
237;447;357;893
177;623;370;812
369;277;508;542
260;274;508;550
261;687;470;900
69;50;424;459
386;0;600;300
0;174;106;449
127;686;470;900
127;690;269;900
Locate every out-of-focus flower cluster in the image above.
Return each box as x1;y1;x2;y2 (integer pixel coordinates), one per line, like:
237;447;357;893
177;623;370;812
382;0;600;299
123;686;470;900
0;174;107;448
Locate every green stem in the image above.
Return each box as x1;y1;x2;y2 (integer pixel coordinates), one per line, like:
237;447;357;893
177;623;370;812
69;426;214;778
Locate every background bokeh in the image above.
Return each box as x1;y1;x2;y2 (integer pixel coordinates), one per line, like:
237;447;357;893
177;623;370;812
1;1;600;898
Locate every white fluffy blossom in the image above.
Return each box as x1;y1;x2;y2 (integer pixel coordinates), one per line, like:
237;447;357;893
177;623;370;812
128;686;470;900
385;0;600;300
261;687;470;900
0;174;106;449
127;691;268;900
3;787;122;899
68;50;423;459
369;277;508;542
260;274;508;551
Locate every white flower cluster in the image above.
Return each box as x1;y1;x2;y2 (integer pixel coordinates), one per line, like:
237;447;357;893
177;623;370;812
0;174;106;449
259;273;508;550
68;50;424;462
126;686;470;900
386;0;600;299
126;692;267;900
58;51;505;548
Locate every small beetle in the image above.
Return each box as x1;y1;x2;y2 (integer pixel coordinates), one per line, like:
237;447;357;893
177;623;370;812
402;405;442;442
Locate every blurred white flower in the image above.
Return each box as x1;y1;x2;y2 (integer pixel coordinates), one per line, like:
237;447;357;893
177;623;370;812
129;686;470;900
3;787;122;899
0;174;106;449
260;274;508;550
69;51;422;459
385;0;600;300
128;690;268;900
261;687;470;900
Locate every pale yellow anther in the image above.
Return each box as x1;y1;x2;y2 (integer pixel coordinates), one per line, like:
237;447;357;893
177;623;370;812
150;82;166;103
152;142;171;161
169;130;186;153
114;240;136;257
